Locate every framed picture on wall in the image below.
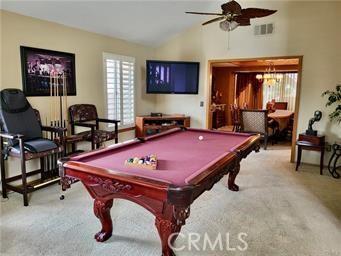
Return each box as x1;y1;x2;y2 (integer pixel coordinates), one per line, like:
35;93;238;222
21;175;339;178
20;46;76;96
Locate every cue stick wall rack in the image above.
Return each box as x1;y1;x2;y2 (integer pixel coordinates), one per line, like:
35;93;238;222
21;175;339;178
49;72;68;133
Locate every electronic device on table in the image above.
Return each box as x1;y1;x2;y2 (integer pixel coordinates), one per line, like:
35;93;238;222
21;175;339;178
151;112;163;117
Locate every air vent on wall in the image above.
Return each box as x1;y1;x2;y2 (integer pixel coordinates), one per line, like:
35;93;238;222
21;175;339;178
254;23;274;36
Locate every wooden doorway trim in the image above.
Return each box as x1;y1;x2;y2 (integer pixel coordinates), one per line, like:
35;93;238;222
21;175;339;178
206;55;304;163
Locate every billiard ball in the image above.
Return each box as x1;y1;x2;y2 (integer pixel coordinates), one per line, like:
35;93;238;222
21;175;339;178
199;136;204;141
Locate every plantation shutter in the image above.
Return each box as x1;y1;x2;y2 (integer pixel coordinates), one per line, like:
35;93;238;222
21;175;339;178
103;53;135;128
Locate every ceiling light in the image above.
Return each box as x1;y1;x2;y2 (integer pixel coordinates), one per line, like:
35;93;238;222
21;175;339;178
219;20;239;31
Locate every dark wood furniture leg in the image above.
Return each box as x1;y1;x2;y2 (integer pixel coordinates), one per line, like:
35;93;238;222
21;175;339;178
93;198;114;242
228;162;240;191
115;122;118;144
155;217;179;256
155;204;185;256
296;146;302;171
0;136;7;198
70;125;76;153
40;157;45;180
264;135;268;150
320;149;324;175
328;143;340;179
91;131;95;150
71;143;76;154
19;138;29;206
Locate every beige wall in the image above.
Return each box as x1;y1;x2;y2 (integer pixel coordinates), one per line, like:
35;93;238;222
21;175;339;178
154;1;341;165
0;10;156;176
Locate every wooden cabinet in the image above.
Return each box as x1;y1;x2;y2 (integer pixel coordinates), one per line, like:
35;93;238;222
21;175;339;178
212;109;226;129
135;115;190;138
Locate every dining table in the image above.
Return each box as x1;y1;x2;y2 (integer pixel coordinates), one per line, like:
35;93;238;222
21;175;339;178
268;109;294;131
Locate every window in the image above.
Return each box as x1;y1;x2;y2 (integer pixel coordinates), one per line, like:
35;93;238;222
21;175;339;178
262;73;297;111
103;53;135;129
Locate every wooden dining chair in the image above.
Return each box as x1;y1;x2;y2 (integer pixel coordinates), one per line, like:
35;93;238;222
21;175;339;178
229;104;241;132
69;104;120;150
240;109;276;149
274;102;288;110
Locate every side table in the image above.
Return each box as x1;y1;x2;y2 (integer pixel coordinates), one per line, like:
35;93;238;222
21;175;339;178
296;133;325;175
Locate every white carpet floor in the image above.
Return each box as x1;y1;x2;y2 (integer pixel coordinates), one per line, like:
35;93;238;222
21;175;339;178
0;145;340;256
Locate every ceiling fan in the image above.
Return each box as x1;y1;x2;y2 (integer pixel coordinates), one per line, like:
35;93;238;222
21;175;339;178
186;0;277;32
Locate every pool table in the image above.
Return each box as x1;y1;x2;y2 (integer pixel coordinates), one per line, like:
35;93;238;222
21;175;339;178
58;128;260;256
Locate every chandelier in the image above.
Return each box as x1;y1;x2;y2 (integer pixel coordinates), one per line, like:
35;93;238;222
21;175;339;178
256;62;283;86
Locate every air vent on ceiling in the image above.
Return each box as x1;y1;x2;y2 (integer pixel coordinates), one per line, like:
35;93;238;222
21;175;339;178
254;23;274;36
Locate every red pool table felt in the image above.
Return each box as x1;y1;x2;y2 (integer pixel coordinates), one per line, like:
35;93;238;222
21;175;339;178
70;128;252;186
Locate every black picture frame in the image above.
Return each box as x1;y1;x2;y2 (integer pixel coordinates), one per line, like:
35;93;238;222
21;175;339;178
20;46;76;97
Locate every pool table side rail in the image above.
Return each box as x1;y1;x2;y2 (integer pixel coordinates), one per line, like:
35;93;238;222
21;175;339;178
63;160;172;188
178;134;261;204
67;128;189;163
69;127;257;164
61;161;170;201
231;134;261;157
69;139;141;162
187;127;251;137
141;127;183;140
167;154;237;206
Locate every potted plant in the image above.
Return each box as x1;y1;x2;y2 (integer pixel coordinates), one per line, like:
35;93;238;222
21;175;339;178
322;85;341;123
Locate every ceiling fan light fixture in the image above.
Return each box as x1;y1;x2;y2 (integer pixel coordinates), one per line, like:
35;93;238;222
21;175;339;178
219;20;230;31
219;20;239;31
229;21;239;31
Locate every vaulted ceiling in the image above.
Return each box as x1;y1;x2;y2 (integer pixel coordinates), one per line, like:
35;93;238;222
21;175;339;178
1;1;223;46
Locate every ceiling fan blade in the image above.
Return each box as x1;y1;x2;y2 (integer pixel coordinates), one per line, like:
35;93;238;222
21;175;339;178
221;0;242;15
240;8;277;19
202;16;226;26
185;11;224;16
234;17;251;26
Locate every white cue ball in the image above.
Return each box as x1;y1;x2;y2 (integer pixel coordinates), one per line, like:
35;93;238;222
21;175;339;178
198;136;204;141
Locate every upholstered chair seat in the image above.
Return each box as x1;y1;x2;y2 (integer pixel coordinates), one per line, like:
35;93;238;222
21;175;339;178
78;129;117;145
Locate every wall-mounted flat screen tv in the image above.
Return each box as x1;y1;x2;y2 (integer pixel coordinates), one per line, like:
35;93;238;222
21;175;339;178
146;60;199;94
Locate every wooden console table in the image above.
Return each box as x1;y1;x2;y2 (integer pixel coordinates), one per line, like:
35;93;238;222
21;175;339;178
296;133;325;175
135;115;190;138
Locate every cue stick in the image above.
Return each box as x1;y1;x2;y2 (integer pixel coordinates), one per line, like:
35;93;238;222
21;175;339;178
63;72;67;128
57;75;59;126
50;73;53;126
52;74;55;125
51;73;56;125
63;74;65;126
55;74;58;126
54;74;57;126
58;76;62;127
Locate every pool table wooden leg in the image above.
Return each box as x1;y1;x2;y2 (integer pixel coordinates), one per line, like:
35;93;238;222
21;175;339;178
155;217;180;256
227;162;240;191
93;198;114;242
155;204;189;256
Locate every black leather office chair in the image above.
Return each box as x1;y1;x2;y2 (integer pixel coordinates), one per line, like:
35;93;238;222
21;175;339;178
0;88;66;206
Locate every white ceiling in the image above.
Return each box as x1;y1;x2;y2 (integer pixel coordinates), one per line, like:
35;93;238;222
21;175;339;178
1;0;224;47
